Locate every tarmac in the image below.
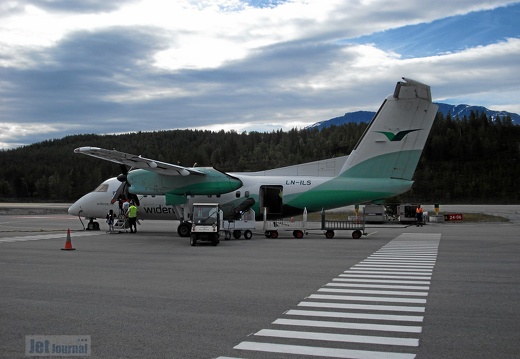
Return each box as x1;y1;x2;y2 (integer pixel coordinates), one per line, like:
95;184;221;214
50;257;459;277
1;206;519;358
1;203;520;221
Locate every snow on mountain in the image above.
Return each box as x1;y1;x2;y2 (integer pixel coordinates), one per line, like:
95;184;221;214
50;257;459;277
308;103;519;130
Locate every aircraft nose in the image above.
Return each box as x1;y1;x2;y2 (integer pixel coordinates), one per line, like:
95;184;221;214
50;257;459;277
68;202;81;216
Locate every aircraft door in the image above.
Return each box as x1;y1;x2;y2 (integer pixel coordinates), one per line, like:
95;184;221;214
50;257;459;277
260;185;283;218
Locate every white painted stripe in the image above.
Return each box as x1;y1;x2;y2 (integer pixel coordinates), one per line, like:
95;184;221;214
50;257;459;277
361;260;434;266
0;233;66;242
339;274;431;280
308;294;426;304
325;282;430;290
363;259;436;263
393;233;441;239
234;342;417;359
368;256;437;260
355;264;434;269
375;248;437;250
333;278;431;285
386;242;439;245
374;255;436;258
381;248;438;251
372;252;437;255
318;288;428;296
0;231;103;243
382;250;437;253
274;318;422;333
343;269;432;278
352;266;433;272
298;301;425;312
377;248;438;251
255;329;419;347
367;259;436;263
215;357;246;359
285;309;424;322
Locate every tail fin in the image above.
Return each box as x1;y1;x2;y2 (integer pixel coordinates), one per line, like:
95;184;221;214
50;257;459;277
340;78;438;181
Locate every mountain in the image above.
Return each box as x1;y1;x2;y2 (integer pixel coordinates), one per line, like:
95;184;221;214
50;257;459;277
308;103;519;130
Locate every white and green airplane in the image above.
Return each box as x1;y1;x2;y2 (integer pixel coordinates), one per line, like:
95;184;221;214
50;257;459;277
70;77;438;236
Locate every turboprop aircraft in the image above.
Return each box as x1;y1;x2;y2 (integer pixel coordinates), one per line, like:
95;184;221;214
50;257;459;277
72;78;438;237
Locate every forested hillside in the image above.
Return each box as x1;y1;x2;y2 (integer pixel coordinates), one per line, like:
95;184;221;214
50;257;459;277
0;111;518;203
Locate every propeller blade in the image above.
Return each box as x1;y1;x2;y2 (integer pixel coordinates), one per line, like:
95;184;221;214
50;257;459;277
119;164;128;176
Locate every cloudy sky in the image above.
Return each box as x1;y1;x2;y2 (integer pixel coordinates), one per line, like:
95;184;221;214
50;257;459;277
1;0;519;149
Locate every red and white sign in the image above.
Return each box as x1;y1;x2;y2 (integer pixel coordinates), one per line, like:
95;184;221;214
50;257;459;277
445;213;463;221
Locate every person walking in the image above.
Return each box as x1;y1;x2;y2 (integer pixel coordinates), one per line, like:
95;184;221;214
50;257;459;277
416;204;424;227
127;202;138;233
106;209;115;233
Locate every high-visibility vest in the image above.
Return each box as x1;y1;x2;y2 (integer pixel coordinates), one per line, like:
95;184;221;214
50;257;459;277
128;205;138;218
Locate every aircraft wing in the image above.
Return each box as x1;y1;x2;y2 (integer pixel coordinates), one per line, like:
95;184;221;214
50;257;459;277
74;147;205;176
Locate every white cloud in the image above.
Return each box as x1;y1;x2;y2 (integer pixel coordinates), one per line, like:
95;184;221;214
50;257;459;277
4;0;516;70
0;0;518;149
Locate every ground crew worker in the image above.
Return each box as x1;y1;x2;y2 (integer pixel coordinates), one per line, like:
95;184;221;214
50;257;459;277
127;202;138;233
416;204;424;227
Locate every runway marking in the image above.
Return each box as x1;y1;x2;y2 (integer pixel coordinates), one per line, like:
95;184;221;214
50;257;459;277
356;260;433;269
325;282;430;290
343;269;431;278
308;294;426;304
318;288;428;296
0;231;104;243
221;232;441;358
285;309;424;322
350;265;433;273
255;329;419;346
298;301;425;312
233;342;416;359
333;278;431;285
273;318;423;333
339;274;431;280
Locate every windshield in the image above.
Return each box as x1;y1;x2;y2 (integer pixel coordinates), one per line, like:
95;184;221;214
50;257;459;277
193;206;218;225
93;183;109;192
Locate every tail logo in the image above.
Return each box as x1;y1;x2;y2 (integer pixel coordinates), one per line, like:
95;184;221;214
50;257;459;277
376;129;421;142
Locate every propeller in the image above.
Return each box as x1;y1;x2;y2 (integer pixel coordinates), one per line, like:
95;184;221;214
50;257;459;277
111;164;140;206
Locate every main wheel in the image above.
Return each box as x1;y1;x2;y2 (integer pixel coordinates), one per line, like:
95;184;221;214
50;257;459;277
293;230;304;238
325;230;334;239
270;231;279;239
352;230;362;239
244;230;253;240
178;222;191;237
233;230;242;239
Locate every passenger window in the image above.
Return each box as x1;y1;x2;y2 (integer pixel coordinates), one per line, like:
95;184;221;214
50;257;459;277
235;191;240;198
245;191;250;198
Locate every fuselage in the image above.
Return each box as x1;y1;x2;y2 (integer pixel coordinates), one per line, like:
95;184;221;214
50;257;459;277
68;171;413;220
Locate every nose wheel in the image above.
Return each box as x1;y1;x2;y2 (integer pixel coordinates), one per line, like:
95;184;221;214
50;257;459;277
87;219;100;230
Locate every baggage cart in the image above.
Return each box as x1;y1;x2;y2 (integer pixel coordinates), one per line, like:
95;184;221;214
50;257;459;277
321;209;366;239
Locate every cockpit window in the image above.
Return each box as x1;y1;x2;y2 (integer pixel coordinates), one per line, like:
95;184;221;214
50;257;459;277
93;184;109;192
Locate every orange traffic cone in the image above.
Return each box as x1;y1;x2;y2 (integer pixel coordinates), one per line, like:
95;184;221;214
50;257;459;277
61;229;76;251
